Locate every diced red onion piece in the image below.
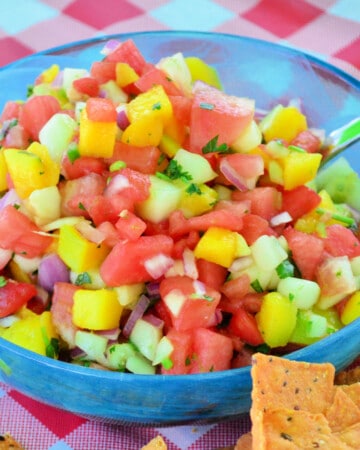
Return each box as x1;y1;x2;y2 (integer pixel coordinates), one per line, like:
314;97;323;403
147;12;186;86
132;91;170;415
146;281;160;299
116;108;130;130
38;253;70;292
95;327;120;341
98;89;107;98
144;254;174;279
270;211;293;227
104;173;130;197
219;159;249;192
192;280;207;297
143;313;164;329
100;39;121;56
0;189;21;211
183;248;198;280
122;294;151;338
0;247;12;270
75;220;105;245
207;308;223;327
70;346;88;360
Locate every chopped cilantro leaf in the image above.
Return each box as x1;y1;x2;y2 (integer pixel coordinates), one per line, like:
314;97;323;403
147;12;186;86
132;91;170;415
199;102;214;110
67;144;80;163
276;260;295;279
251;279;263;293
109;160;126;172
152;102;162;110
186;183;202;195
202;135;230;154
161;357;173;370
78;202;86;211
0;276;7;287
164;159;193;182
75;272;92;286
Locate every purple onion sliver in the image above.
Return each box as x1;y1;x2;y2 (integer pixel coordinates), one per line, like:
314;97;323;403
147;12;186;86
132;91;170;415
116;109;130;130
122;294;151;338
95;328;120;341
100;39;121;56
146;281;160;299
38;253;70;292
0;189;21;211
143;314;164;329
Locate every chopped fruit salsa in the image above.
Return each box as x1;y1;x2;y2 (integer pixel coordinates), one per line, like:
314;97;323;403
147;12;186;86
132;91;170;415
0;39;359;375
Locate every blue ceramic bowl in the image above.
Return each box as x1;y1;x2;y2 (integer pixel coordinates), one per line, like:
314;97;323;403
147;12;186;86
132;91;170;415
0;31;359;426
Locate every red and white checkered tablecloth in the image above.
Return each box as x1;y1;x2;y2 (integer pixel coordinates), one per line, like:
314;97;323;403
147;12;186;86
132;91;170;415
0;1;359;449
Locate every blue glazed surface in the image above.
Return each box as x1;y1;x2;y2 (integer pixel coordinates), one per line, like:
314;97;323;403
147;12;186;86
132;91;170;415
0;31;359;425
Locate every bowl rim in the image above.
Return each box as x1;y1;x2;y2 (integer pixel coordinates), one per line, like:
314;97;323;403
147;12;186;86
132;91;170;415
1;30;359;88
0;29;359;383
1;316;359;382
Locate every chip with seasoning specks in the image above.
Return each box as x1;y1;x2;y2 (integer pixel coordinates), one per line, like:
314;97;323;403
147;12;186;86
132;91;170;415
234;353;360;450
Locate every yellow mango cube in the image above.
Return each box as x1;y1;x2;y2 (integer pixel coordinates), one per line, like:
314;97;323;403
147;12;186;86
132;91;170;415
260;105;307;143
4;143;60;198
185;56;222;89
194;226;239;268
78;108;117;158
0;149;8;192
341;291;360;325
116;62;139;87
178;183;218;218
282;150;322;190
72;288;123;330
57;224;109;273
121;114;163;147
127;84;173;125
256;292;298;347
1;311;59;356
295;190;341;234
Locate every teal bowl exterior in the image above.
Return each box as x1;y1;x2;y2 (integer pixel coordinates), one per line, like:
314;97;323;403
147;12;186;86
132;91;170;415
0;31;359;425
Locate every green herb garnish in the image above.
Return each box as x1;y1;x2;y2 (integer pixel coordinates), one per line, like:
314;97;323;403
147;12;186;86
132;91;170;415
276;260;295;279
67;144;80;163
202;135;230;154
0;276;7;287
164;159;193;182
75;272;92;286
186;183;202;195
199;102;214;110
109;160;126;172
251;279;263;293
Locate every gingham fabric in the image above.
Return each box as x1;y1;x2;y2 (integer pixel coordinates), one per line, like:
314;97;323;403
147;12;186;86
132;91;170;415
0;1;359;449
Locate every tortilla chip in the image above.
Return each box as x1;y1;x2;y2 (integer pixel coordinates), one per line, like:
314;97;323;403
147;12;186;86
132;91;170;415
339;383;360;408
234;432;252;449
334;422;360;449
141;436;167;450
335;366;360;385
0;434;24;450
261;408;351;449
325;386;360;432
251;353;335;415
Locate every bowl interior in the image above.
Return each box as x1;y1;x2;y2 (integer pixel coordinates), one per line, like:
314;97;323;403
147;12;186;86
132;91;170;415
0;31;359;425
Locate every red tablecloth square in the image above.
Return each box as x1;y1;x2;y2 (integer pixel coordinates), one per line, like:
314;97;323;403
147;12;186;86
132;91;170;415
9;390;87;439
242;0;324;39
0;37;33;67
334;36;360;70
63;0;145;30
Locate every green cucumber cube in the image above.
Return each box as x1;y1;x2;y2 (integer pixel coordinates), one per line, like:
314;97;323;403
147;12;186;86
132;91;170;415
277;277;320;309
129;318;163;362
74;330;107;364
